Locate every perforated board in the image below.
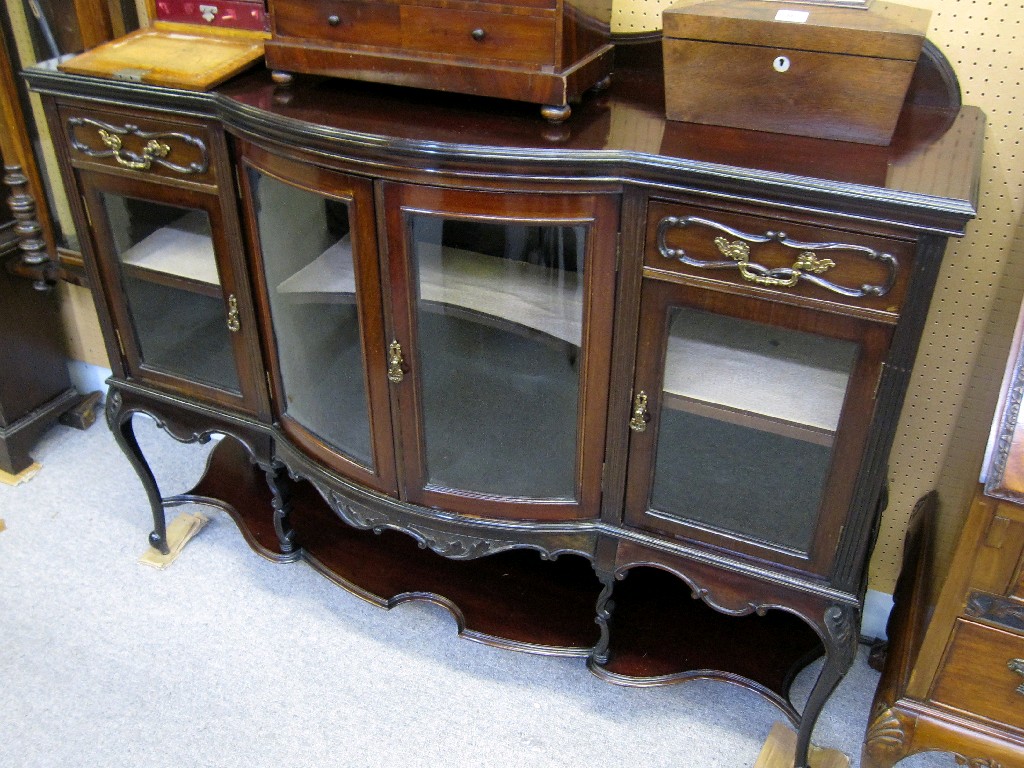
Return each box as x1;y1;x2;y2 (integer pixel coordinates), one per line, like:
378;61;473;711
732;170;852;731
612;0;1024;593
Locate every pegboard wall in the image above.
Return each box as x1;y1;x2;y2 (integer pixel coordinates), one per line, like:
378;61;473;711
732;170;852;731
611;0;1024;594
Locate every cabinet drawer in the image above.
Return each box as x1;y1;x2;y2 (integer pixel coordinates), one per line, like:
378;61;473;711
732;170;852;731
274;0;554;65
646;201;914;316
58;105;216;186
931;619;1024;731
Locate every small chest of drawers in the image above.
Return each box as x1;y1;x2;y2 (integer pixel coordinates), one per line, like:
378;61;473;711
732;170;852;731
865;488;1024;767
262;0;615;121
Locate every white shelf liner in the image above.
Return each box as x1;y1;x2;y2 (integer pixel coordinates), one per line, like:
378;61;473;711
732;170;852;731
278;235;584;347
119;210;219;286
665;312;857;433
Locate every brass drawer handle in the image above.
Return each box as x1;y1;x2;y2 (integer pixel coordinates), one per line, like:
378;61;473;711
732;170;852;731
1009;658;1024;694
656;215;898;299
387;340;405;383
67;117;210;175
629;391;649;433
226;294;241;333
99;130;169;171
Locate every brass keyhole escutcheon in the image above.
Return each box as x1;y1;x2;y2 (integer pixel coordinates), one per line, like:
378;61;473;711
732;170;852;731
629;391;649;433
387;340;405;383
226;294;240;333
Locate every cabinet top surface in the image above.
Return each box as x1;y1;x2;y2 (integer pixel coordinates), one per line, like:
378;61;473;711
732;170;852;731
27;47;984;234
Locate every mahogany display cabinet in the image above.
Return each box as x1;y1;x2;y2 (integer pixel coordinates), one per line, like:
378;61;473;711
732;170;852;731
26;43;983;767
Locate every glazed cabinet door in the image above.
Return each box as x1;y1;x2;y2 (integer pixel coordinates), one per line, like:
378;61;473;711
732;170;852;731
382;182;619;520
624;272;893;576
78;170;265;415
239;146;398;495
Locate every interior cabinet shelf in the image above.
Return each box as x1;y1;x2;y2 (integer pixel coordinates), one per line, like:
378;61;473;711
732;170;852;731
277;235;583;345
119;210;220;296
662;311;855;442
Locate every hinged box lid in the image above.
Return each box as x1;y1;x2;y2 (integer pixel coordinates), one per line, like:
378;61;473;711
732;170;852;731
663;0;930;61
58;0;267;90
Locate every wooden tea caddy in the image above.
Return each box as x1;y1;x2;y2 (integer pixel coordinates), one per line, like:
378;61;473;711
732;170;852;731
662;0;932;144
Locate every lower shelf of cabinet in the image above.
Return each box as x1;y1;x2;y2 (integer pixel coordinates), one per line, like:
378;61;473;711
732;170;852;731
182;435;824;713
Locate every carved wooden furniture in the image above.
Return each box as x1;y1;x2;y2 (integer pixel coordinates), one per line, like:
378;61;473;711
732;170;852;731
0;27;84;474
262;0;613;121
864;488;1024;768
26;42;982;768
863;292;1024;767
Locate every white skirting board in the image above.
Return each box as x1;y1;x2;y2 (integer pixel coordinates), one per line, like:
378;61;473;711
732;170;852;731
862;589;895;641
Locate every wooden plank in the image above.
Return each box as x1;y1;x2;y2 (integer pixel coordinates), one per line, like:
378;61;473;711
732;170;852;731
58;28;264;90
754;722;850;768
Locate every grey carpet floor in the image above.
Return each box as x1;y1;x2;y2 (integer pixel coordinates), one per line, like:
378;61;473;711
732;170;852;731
1;418;953;767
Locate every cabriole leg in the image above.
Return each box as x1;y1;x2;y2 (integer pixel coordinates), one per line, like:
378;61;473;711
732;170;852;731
794;604;859;768
105;391;169;555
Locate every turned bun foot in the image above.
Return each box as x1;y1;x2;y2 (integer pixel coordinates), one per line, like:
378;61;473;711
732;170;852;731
540;103;571;123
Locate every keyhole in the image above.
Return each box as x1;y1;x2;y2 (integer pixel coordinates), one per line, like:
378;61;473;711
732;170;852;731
773;56;790;73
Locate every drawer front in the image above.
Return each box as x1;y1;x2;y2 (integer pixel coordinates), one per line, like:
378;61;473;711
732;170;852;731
931;619;1024;731
273;0;403;48
399;7;553;65
59;105;216;186
274;0;554;65
646;201;915;317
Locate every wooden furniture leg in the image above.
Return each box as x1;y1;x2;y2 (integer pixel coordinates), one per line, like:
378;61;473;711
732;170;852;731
105;390;169;555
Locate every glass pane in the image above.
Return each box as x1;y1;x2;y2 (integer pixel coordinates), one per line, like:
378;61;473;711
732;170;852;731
412;215;584;499
249;169;373;469
101;193;240;392
650;307;859;552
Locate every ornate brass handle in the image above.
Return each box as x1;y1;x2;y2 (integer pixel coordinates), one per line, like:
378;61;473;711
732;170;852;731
656;215;897;299
98;129;170;171
226;294;240;333
629;391;649;433
387;340;405;383
1009;658;1024;694
68;117;209;175
714;236;837;288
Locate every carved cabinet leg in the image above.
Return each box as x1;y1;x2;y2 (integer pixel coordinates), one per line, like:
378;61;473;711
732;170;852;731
265;462;300;561
793;604;859;768
106;391;169;555
591;569;616;666
862;704;915;768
